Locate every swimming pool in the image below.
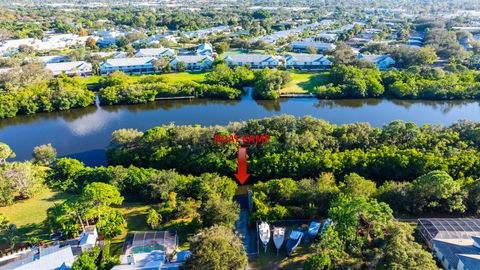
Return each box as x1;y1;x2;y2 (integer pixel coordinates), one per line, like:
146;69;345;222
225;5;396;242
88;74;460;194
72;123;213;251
130;244;165;254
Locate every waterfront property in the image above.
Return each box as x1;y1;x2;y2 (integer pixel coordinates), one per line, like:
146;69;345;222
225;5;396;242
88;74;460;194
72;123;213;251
417;218;480;270
223;54;280;69
169;55;214;71
100;57;156;75
290;41;336;52
357;53;396;70
45;61;92;76
284;54;332;70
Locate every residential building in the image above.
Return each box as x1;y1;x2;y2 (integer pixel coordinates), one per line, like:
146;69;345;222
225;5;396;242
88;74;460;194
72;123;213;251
285;54;332;70
183;26;230;39
94;30;124;48
100;57;156;75
291;41;336;52
45;61;92;76
134;34;177;46
91;51;127;59
0;245;74;270
33;55;69;64
417;218;480;270
317;33;338;42
135;48;175;58
169;55;214;71
79;225;98;252
0;38;37;56
357;53;396;70
196;43;213;55
223;54;280;69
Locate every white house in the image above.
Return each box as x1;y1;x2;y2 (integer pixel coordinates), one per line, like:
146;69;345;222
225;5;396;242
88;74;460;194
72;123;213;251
79;225;98;252
94;30;124;48
45;61;92;76
91;51;127;59
357;53;396;70
100;57;156;75
135;48;175;58
196;43;213;55
170;55;214;71
223;54;280;69
0;245;74;270
0;38;38;56
32;55;69;64
291;41;336;52
285;54;332;70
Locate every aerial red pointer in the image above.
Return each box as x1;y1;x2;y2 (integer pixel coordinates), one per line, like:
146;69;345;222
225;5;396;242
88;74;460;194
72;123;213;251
234;146;250;185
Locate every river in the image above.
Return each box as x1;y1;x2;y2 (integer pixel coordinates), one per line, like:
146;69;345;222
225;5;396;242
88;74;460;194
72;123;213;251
1;96;480;166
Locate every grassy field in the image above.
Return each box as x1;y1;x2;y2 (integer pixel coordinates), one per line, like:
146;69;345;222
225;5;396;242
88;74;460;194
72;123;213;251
281;71;331;94
0;188;69;246
250;243;313;270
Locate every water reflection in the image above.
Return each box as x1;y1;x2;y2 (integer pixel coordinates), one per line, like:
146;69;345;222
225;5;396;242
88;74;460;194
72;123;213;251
1;97;480;164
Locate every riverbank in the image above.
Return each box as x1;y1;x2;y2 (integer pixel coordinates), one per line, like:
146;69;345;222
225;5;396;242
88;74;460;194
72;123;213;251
2;97;480;165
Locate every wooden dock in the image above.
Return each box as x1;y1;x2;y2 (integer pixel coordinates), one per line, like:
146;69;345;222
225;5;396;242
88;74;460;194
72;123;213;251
279;93;317;98
155;96;195;100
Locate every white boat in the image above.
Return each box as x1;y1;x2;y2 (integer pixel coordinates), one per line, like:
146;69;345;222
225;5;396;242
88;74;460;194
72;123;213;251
273;227;286;255
258;222;271;253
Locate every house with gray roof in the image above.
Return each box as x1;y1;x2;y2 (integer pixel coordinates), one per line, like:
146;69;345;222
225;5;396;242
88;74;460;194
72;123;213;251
291;41;336;52
357;53;396;70
0;245;74;270
169;55;214;71
100;57;156;75
196;43;213;55
135;48;175;58
45;61;92;76
223;54;280;69
285;54;332;70
417;218;480;270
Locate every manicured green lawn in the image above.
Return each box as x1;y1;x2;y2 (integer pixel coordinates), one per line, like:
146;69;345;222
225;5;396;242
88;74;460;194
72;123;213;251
281;71;331;93
158;72;206;83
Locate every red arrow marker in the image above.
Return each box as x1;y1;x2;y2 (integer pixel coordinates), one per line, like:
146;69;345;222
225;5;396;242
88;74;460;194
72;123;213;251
234;146;250;185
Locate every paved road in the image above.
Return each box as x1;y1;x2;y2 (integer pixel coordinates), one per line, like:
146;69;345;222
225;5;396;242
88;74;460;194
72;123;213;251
234;194;258;256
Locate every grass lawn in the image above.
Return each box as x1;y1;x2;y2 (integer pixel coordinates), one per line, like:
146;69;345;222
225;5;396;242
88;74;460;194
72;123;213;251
281;71;331;94
0;188;69;246
222;49;267;56
250;243;313;270
158;72;206;83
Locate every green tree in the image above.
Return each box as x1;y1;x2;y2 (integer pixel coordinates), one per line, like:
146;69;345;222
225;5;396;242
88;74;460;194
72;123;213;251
72;246;100;270
411;170;465;214
0;143;15;165
187;225;247;270
33;143;57;165
378;222;439;270
341;173;377;199
200;197;239;228
147;208;161;229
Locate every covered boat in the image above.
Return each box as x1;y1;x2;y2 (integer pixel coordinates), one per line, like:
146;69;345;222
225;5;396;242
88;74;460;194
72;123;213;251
286;229;303;255
307;220;321;239
321;218;333;234
273;227;286;255
258;222;270;253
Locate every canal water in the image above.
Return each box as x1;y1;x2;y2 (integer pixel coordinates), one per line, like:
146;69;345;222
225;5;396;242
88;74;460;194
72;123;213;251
1;96;480;165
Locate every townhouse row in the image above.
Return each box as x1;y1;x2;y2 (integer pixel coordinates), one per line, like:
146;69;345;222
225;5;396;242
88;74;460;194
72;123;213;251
98;53;334;75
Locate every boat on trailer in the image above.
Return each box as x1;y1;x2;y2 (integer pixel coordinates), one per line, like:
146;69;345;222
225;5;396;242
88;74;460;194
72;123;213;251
286;229;303;255
258;222;271;253
307;220;321;239
273;227;286;255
